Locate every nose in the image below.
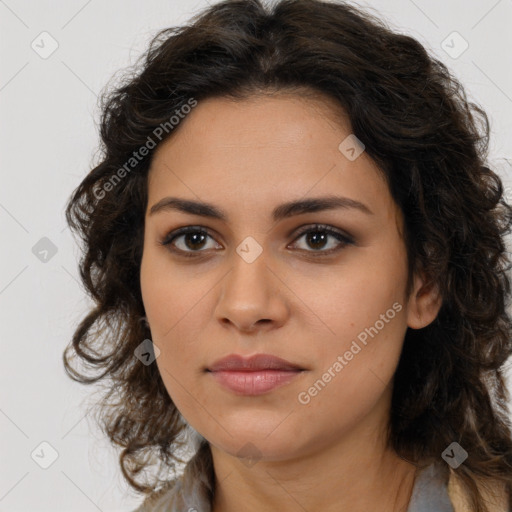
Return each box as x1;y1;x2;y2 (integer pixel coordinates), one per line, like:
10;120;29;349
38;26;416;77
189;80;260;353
214;249;289;334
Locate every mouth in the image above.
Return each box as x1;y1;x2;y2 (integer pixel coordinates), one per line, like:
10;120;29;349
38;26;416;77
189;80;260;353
207;368;304;396
206;353;306;396
207;353;305;372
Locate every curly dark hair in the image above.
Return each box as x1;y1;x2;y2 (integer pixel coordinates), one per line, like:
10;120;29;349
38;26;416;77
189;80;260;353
64;0;512;510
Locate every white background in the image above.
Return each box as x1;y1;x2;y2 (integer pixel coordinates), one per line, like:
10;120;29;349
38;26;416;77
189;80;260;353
1;0;511;510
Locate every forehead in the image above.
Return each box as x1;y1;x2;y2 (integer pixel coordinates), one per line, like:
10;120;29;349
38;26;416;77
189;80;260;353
146;93;392;220
151;92;351;162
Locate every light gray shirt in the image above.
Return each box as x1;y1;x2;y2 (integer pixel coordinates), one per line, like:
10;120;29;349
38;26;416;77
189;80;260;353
406;463;454;512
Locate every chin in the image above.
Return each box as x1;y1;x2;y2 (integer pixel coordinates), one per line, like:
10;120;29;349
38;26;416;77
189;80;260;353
209;429;306;463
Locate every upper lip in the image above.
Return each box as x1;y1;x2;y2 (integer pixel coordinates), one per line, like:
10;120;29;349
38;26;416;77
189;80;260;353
207;354;305;372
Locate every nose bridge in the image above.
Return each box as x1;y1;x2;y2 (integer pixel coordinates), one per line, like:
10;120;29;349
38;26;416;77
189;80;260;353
215;240;286;330
225;240;272;302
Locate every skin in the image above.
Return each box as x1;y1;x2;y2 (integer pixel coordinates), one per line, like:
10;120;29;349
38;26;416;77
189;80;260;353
140;91;442;512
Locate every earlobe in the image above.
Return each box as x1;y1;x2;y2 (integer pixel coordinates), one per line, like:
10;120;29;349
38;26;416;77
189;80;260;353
406;272;443;330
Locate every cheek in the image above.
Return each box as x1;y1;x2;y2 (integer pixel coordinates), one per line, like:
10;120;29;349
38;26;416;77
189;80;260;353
294;302;407;443
290;244;408;351
140;246;208;404
140;242;213;342
299;300;407;399
291;245;409;403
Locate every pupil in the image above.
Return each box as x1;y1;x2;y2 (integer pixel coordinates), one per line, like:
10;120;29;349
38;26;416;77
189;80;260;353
307;231;327;250
186;233;206;249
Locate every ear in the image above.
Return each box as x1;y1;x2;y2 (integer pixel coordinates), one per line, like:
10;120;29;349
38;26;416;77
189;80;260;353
406;271;443;329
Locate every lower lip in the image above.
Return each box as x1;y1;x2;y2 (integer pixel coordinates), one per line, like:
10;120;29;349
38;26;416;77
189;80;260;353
208;370;303;396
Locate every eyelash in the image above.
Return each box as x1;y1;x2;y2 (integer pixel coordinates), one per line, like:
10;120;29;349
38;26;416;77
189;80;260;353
158;224;354;259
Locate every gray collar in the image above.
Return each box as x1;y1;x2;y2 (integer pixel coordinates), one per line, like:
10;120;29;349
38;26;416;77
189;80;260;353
406;463;454;512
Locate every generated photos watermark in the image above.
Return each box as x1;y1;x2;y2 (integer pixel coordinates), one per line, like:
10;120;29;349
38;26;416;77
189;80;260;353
298;301;403;405
93;97;198;200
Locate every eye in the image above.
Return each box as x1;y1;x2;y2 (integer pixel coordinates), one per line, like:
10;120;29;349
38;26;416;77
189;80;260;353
158;226;221;257
289;224;354;255
159;224;354;258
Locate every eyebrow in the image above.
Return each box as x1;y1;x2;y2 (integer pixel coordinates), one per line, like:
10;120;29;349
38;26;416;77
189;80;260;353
149;195;373;221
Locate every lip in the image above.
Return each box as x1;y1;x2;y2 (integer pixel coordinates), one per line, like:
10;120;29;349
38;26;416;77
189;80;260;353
209;370;303;395
207;353;304;372
206;354;306;396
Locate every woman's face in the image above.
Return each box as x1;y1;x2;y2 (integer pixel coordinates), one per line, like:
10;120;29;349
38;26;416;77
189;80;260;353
140;92;438;461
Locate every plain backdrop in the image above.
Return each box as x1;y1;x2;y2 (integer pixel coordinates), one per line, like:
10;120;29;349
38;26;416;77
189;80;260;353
1;0;511;510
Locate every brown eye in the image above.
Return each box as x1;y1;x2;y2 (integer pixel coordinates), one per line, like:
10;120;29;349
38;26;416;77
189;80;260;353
159;227;222;256
290;224;354;255
159;223;354;259
177;231;208;250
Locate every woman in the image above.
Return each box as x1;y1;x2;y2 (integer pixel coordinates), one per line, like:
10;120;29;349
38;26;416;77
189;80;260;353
64;0;512;510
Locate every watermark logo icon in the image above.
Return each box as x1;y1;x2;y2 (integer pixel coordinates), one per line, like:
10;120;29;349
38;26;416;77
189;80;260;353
442;441;468;468
32;237;58;263
441;31;469;59
338;134;365;161
134;338;160;365
236;442;262;468
236;236;263;264
31;441;59;469
31;31;59;59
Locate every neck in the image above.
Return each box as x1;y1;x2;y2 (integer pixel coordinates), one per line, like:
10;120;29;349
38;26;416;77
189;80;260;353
210;399;418;512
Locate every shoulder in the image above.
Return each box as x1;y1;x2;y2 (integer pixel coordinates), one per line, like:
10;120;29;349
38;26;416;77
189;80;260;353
132;480;179;512
448;471;510;512
131;476;211;512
